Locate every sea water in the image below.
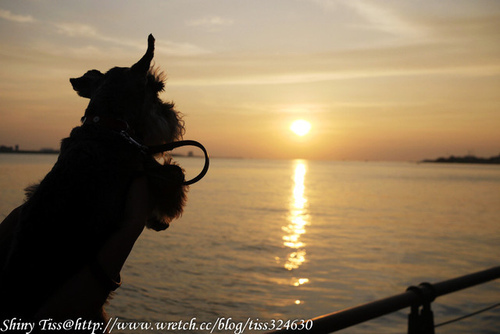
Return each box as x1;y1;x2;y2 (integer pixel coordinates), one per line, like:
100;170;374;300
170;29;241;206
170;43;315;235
0;154;499;333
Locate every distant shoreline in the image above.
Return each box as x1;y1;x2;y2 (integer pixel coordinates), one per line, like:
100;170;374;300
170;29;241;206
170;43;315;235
421;154;500;165
1;150;498;163
0;150;59;155
0;150;202;158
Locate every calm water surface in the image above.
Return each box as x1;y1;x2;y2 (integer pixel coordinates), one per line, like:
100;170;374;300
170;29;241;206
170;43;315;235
1;154;499;333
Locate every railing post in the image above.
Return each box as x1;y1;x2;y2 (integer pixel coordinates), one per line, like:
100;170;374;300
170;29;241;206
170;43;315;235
407;304;420;334
420;302;435;334
407;303;435;334
407;283;436;334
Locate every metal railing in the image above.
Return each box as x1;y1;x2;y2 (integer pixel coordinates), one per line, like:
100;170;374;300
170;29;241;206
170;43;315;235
268;265;500;334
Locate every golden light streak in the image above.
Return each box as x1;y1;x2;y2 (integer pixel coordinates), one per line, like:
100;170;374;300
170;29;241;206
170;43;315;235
283;160;310;274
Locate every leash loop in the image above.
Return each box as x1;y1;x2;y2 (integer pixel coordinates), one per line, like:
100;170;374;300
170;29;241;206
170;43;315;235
147;140;210;186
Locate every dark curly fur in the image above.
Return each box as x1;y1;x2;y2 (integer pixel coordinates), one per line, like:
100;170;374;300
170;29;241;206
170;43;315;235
0;35;187;321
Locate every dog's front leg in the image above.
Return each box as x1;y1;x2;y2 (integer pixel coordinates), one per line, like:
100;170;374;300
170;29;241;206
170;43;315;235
34;176;150;320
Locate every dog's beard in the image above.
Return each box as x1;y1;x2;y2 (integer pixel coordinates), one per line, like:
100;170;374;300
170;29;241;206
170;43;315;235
145;158;188;231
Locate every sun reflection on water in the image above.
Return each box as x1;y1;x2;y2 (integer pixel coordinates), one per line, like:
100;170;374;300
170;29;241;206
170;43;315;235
283;160;310;278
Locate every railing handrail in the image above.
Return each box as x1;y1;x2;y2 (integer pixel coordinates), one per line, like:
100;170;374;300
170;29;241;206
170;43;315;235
268;265;500;333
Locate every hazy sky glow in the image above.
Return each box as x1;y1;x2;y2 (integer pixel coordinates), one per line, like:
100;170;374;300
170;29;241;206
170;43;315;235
1;0;499;160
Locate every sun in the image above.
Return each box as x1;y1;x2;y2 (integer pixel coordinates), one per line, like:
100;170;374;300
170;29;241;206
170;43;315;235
290;119;311;136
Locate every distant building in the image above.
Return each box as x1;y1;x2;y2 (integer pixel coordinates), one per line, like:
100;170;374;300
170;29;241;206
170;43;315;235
0;145;14;152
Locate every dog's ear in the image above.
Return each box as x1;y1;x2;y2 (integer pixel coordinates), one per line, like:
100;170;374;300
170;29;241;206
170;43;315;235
131;34;155;77
69;70;104;99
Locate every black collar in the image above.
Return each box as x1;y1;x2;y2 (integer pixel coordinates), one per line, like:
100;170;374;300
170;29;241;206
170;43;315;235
81;114;130;133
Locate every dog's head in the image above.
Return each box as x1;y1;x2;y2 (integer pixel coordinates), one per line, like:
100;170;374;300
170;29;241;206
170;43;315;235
70;35;188;231
70;34;184;146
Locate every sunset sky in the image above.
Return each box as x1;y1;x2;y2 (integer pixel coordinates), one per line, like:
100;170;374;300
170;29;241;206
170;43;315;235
1;0;499;161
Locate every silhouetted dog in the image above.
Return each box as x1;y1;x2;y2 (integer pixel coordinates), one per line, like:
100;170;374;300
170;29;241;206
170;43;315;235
0;35;187;321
